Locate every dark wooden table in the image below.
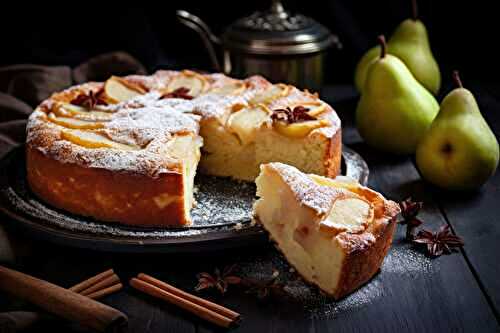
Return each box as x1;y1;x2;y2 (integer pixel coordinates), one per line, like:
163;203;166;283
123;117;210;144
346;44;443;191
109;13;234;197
1;83;500;332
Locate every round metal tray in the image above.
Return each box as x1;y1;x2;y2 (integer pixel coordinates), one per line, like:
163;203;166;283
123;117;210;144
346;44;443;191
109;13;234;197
0;145;368;253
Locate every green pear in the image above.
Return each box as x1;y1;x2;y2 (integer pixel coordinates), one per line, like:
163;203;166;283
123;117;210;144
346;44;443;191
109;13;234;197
354;0;441;95
416;72;499;190
356;35;439;154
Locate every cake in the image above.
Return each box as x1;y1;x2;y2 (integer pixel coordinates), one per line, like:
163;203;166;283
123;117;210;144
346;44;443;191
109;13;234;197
253;162;400;298
26;70;341;227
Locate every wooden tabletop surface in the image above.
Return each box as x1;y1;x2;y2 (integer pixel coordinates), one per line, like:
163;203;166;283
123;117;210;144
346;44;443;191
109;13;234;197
1;83;499;332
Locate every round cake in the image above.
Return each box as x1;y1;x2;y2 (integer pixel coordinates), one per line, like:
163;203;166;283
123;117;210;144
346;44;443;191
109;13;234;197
26;70;342;227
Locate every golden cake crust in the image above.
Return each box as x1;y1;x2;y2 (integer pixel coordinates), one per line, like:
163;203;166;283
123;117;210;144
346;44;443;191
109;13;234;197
324;127;342;178
27;147;188;226
26;71;342;227
333;214;396;298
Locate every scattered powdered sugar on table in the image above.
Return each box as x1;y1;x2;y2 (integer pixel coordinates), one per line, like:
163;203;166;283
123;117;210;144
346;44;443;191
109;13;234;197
233;250;375;318
382;240;433;275
234;238;432;318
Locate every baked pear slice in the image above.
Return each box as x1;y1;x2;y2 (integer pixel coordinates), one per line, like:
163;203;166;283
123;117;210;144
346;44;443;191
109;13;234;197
250;84;290;105
319;197;374;235
165;70;208;98
227;105;271;145
297;101;327;117
210;81;246;95
254;162;400;299
61;129;139;150
48;113;105;130
273;119;330;139
53;103;113;121
102;76;147;104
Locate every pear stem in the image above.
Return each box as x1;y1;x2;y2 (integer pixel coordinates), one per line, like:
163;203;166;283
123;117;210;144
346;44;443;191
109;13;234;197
411;0;418;20
378;35;387;59
453;70;463;88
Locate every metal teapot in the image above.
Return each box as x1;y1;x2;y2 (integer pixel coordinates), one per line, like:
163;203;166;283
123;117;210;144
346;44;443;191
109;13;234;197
176;0;341;90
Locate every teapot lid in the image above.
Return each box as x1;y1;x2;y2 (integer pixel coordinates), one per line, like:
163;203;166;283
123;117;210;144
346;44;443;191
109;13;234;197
222;0;340;55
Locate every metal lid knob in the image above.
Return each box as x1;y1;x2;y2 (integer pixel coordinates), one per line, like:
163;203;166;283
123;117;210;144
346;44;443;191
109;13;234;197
222;0;340;55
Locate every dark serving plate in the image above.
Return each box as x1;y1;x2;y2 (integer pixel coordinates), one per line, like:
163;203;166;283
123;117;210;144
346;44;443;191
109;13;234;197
0;145;368;253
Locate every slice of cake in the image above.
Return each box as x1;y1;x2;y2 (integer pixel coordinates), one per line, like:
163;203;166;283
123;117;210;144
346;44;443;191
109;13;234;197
254;162;400;298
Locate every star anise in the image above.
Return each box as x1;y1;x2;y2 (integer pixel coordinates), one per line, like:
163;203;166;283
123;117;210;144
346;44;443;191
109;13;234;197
398;197;424;240
195;265;242;295
160;87;193;100
70;89;108;108
271;105;315;124
242;270;288;300
413;225;464;257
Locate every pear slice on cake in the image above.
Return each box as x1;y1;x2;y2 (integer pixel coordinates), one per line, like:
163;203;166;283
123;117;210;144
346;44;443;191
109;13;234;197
165;70;208;98
319;197;374;235
271;102;330;139
227;105;271;145
210;81;246;95
61;129;139;150
250;84;290;105
48;113;105;130
273;119;330;139
303;101;327;117
53;103;113;121
102;76;147;104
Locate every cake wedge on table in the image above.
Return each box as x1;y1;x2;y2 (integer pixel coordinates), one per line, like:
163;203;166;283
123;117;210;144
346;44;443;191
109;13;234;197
253;162;400;299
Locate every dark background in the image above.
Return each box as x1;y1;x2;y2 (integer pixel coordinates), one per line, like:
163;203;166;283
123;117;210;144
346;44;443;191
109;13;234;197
1;1;497;86
1;3;500;333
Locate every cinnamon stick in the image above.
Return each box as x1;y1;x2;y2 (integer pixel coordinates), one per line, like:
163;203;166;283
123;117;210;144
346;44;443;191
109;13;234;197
86;283;123;300
69;268;114;293
80;274;120;296
130;277;237;328
138;273;240;321
0;265;127;332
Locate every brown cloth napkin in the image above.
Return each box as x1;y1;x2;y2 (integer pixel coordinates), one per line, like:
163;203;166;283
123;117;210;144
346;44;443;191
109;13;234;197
0;51;147;265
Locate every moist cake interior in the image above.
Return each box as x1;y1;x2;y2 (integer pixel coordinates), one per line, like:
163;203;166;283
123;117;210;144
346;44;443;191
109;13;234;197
163;134;202;216
254;163;399;298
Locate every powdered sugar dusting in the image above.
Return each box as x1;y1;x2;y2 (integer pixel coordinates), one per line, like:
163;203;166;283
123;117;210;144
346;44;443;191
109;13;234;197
105;106;200;146
268;162;347;215
47;140;176;177
97;91;162;112
27;70;341;178
235;249;384;318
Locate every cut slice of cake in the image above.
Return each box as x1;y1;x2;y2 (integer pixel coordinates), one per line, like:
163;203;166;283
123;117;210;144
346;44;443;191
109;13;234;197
254;162;400;299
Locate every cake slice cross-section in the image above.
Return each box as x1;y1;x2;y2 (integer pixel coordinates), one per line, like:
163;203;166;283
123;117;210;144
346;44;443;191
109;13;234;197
254;162;400;299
